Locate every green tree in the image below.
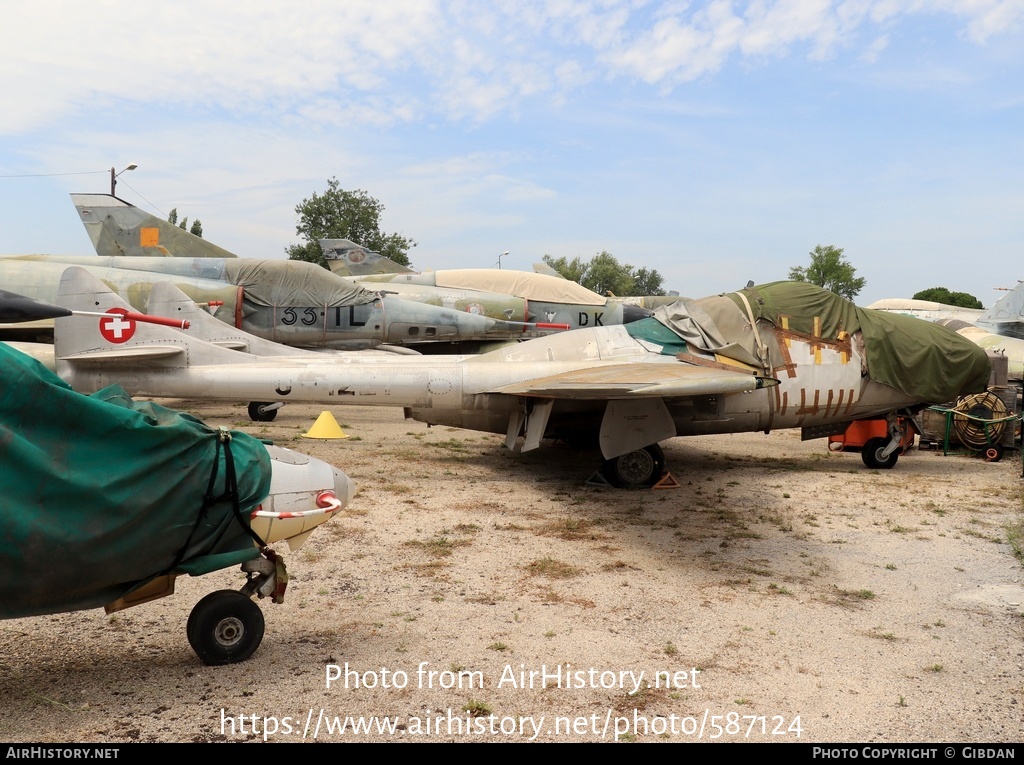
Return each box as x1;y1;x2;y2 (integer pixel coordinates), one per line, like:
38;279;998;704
287;178;415;269
788;245;865;300
167;208;203;238
542;251;666;297
912;287;983;309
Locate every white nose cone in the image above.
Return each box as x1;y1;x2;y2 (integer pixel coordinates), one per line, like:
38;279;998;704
249;445;356;550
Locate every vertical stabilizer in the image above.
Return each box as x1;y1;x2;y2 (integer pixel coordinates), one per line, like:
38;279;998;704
71;193;238;260
320;238;413;276
54;267;246;369
979;281;1024;340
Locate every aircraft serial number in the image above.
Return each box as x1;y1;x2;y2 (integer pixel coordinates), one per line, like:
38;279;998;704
279;306;372;328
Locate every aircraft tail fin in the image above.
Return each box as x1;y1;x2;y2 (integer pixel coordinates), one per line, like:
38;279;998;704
70;193;238;260
319;239;414;276
533;262;567;279
979;281;1024;337
55;267;247;367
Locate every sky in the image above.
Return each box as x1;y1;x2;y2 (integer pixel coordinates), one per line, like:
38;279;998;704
1;0;1022;306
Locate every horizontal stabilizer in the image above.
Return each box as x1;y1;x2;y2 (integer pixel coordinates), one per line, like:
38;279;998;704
61;345;185;362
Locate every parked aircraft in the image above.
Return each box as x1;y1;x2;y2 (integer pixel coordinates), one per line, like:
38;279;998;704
54;268;989;486
322;239;652;332
531;259;683;311
0;251;533;350
936;318;1024;381
2;194;554;350
65;193;649;337
145;279;430;421
0;297;357;664
866;298;985;324
973;282;1024;340
868;282;1024;340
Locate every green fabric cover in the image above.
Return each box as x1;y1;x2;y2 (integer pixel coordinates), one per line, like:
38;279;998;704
724;282;991;402
0;344;272;618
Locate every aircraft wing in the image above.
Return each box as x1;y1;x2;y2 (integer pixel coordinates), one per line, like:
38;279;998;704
490;362;775;399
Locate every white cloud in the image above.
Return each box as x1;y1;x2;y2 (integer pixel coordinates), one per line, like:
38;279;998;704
0;0;1020;134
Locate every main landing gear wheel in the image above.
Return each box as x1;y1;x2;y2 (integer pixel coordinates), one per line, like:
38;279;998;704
602;444;666;489
248;402;278;422
187;590;265;666
861;437;899;470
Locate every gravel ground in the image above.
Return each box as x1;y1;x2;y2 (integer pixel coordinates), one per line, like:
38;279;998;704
2;401;1022;743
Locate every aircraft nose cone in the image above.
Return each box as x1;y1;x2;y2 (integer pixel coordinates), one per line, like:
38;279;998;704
622;304;653;324
332;467;357;506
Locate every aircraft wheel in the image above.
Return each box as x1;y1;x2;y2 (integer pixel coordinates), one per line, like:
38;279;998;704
984;444;1004;463
187;590;265;666
861;438;899;470
248;402;278;422
603;444;666;489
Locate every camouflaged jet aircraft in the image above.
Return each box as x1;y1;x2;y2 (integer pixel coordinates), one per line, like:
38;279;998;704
68;193;647;348
321;239;652;334
55;267;989;487
2;194;560;350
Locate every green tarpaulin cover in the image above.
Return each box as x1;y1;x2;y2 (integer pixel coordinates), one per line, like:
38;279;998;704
0;343;272;618
654;282;990;403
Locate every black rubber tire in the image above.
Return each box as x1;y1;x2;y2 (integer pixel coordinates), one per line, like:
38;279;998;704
984;444;1004;463
187;590;265;666
248;401;278;422
861;437;899;470
602;444;666;488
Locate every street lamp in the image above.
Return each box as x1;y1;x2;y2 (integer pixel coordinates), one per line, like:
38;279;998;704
498;250;509;269
110;163;138;195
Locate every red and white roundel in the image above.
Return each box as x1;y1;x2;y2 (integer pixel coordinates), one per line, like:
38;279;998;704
99;308;136;343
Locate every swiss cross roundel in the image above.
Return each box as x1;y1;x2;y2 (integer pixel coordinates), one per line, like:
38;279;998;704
99;308;136;343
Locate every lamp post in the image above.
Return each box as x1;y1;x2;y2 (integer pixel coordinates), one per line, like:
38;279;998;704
110;163;138;195
498;250;509;269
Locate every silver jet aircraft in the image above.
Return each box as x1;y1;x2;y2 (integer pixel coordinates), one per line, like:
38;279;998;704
868;282;1024;340
55;268;989;487
1;195;546;350
322;239;652;332
66;193;649;339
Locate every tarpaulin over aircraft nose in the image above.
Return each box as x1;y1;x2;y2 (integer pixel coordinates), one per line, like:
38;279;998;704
0;344;272;618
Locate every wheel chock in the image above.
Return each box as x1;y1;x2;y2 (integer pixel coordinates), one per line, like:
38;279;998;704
652;471;681;490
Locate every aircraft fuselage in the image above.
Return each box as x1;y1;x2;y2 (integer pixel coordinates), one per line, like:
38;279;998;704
0;255;518;349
